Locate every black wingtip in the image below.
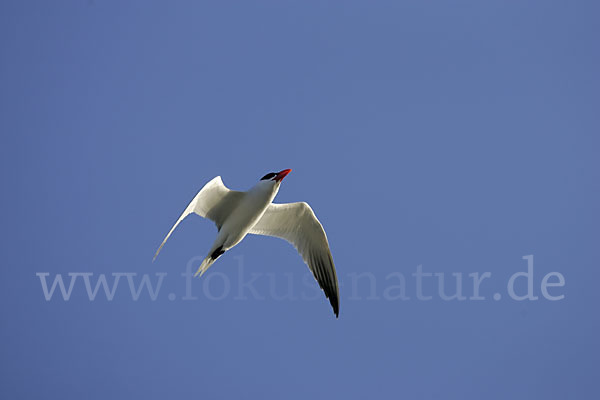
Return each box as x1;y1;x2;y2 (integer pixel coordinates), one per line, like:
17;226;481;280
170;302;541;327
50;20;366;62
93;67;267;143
330;297;339;318
323;282;339;318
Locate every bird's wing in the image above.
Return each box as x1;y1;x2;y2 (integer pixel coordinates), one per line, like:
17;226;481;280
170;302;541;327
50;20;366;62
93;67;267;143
153;176;243;261
249;202;340;317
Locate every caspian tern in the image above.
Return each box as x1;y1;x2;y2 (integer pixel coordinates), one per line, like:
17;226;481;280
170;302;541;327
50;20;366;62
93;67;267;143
153;169;340;317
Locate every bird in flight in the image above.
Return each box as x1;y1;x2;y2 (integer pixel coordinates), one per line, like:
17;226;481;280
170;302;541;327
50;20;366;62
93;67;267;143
153;169;340;317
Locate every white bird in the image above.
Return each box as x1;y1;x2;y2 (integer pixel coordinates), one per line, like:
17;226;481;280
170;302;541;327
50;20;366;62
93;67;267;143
153;169;340;317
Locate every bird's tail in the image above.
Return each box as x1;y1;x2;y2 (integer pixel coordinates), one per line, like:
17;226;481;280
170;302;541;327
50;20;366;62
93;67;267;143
194;245;226;278
194;256;216;278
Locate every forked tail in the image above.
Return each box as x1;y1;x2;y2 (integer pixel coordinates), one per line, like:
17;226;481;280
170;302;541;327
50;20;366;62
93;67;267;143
194;246;225;277
194;256;216;277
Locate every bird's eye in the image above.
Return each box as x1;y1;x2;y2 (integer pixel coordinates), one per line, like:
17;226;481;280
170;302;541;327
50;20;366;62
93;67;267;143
260;173;276;181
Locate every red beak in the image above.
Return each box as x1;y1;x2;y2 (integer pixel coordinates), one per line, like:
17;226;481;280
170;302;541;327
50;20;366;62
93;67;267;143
274;169;292;182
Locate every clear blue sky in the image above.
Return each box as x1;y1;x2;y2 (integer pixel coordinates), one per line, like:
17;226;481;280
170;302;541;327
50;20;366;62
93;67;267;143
1;1;598;399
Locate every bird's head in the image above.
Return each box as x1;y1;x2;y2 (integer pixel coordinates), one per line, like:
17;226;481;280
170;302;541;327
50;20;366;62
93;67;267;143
259;169;292;188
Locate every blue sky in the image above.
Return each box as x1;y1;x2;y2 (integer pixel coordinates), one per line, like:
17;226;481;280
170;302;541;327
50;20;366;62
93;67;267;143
1;1;598;399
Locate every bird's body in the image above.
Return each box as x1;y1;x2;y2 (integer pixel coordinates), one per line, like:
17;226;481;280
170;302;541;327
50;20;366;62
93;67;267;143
154;169;340;317
212;180;279;252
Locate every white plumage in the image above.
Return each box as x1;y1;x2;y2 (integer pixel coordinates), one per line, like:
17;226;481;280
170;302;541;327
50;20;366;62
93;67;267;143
153;170;340;317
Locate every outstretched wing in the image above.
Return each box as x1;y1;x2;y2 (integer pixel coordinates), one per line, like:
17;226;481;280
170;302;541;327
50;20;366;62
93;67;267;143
153;176;243;261
249;202;340;317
